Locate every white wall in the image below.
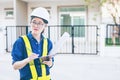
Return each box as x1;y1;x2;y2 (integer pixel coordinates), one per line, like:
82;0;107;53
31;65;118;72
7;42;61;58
87;1;101;25
14;0;28;25
3;0;29;52
0;2;15;26
0;2;14;53
27;0;101;43
14;0;28;39
28;0;87;25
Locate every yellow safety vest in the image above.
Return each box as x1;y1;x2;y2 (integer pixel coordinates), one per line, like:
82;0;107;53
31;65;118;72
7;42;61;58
22;35;51;80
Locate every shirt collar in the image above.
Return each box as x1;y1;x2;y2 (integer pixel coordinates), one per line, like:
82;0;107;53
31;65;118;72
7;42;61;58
27;31;44;40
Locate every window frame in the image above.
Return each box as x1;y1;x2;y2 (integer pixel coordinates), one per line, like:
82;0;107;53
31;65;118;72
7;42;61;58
4;8;14;19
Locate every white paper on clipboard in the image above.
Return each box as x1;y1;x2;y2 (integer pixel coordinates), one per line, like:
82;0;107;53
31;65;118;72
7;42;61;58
49;32;70;57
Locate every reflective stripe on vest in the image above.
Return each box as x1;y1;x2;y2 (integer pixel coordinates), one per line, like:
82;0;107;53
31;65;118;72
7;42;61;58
22;35;50;80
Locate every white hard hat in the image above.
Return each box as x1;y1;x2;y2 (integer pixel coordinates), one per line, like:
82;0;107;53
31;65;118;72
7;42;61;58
30;7;49;24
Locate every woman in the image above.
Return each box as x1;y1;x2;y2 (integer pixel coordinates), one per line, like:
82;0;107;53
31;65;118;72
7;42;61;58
11;7;53;80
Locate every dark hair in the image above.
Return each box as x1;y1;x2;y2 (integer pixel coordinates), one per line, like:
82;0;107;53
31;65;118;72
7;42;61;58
31;16;48;24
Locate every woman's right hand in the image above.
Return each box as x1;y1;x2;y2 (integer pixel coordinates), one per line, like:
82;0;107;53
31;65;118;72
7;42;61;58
27;53;39;62
13;53;39;70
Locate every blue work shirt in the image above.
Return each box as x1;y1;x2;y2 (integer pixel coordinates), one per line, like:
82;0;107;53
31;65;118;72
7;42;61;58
11;32;53;80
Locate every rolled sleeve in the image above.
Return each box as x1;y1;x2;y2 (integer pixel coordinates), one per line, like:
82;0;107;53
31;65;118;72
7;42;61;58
11;38;24;64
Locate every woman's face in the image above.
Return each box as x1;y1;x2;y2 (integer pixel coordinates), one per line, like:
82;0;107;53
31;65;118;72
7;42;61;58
31;17;46;35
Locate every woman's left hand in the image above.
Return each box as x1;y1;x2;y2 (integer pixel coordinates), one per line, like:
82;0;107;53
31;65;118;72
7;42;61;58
42;59;53;67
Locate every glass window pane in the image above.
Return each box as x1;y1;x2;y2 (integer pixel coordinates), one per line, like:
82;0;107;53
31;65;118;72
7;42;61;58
5;8;14;19
59;6;86;37
73;16;85;37
61;14;71;36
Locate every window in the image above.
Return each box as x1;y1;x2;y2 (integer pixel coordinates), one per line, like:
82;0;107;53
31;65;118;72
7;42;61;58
4;8;14;19
59;6;87;37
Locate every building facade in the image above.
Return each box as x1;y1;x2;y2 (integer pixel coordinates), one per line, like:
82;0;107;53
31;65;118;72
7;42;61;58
0;0;120;56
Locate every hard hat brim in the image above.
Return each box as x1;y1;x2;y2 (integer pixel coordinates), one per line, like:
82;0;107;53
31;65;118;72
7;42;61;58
31;16;48;24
